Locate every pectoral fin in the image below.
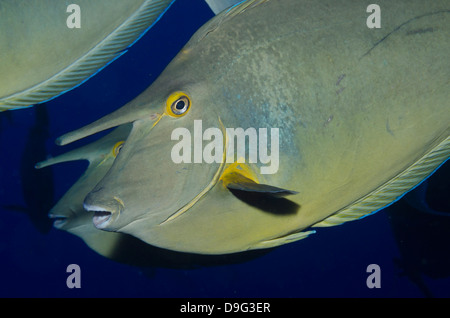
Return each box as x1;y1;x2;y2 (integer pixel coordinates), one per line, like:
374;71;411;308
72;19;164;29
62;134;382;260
226;180;298;198
220;163;299;215
220;162;298;198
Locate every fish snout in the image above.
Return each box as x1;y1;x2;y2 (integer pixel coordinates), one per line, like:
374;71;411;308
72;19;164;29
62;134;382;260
47;205;76;229
83;188;124;230
48;213;68;229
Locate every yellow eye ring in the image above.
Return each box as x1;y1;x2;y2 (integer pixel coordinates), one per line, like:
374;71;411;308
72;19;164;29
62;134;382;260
165;92;191;117
112;141;124;157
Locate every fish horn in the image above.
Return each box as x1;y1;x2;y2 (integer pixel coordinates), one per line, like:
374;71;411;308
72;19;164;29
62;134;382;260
35;146;91;169
56;101;159;146
39;124;132;168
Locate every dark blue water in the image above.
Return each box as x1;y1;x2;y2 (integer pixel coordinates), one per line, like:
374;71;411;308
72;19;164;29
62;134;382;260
0;0;449;298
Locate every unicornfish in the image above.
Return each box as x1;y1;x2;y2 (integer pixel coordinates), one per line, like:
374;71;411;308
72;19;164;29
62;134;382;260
56;0;449;254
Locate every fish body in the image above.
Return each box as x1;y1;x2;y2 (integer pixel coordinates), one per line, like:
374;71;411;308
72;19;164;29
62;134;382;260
59;0;449;254
0;0;173;111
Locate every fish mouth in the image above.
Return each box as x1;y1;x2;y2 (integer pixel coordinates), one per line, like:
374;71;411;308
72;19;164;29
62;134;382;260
48;214;69;229
93;212;112;229
83;195;125;230
84;203;114;229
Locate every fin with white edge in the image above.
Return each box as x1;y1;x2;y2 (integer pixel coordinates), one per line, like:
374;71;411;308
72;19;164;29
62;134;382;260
0;0;174;111
204;0;243;15
313;135;450;227
251;230;316;249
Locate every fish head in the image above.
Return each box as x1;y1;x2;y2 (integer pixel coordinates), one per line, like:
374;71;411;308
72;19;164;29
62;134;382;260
37;125;132;257
55;15;302;253
78;61;227;234
76;85;300;253
38;125;132;233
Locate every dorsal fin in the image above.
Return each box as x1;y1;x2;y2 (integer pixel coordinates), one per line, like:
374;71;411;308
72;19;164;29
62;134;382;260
192;0;270;43
314;134;450;227
204;0;242;15
222;0;269;20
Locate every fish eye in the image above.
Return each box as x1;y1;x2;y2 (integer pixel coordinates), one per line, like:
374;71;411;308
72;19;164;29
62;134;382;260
166;92;191;117
112;141;124;157
172;96;189;115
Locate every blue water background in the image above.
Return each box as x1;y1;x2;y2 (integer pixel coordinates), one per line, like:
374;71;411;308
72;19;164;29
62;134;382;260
0;0;449;297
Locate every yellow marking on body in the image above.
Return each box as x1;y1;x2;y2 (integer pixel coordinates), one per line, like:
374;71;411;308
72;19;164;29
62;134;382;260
152;113;164;128
220;161;260;187
113;196;125;219
96;153;114;168
113;196;125;209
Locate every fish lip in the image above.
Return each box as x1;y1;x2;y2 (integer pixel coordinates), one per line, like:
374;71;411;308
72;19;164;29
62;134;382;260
84;203;115;229
48;214;69;229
